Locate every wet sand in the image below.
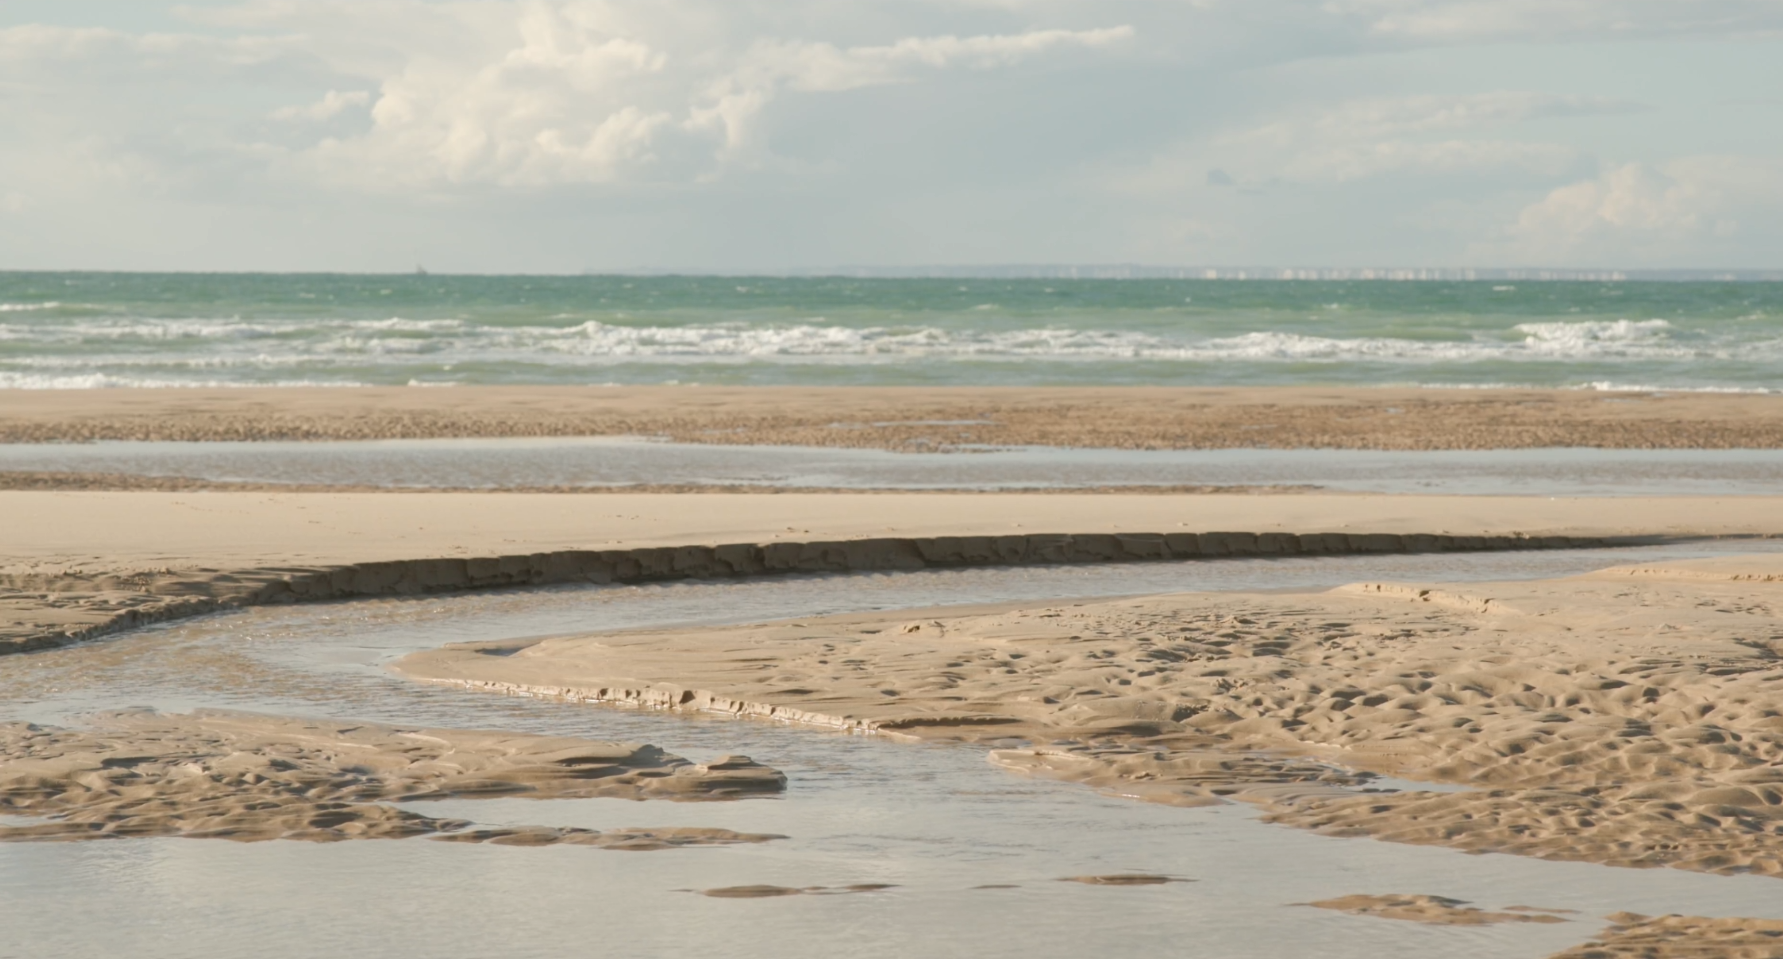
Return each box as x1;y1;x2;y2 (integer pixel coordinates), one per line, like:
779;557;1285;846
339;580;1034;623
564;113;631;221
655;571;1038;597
3;385;1781;449
398;553;1783;878
1;710;784;844
5;383;1783;956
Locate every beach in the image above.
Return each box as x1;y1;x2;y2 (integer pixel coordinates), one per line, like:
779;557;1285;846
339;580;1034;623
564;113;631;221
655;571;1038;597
12;3;1783;951
5;385;1783;958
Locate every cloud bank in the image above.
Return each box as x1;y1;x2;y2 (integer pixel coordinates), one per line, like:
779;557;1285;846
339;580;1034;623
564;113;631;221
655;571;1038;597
0;0;1778;269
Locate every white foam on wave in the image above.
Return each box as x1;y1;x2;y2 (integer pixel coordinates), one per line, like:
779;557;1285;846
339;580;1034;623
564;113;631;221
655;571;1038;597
2;312;1779;388
0;312;1763;362
1417;381;1780;394
0;373;368;389
1577;381;1779;394
0;302;60;312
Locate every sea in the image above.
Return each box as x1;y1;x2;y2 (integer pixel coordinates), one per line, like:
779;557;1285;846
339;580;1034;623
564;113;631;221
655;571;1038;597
2;272;1780;391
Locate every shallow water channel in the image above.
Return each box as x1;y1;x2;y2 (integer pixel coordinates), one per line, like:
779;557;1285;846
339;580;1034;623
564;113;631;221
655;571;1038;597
7;544;1783;959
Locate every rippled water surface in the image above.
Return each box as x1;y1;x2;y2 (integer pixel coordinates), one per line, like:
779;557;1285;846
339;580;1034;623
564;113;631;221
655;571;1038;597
8;544;1783;959
3;273;1780;389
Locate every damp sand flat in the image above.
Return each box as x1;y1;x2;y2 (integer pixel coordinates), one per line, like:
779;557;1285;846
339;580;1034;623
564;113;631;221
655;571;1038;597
8;438;1783;495
8;551;1783;959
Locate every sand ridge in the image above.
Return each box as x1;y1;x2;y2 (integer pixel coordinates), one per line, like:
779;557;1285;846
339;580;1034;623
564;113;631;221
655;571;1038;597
8;489;1776;656
0;709;785;844
396;555;1783;877
3;385;1781;449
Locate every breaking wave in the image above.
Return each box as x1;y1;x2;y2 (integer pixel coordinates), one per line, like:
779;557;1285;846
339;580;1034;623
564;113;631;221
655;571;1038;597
1;276;1777;390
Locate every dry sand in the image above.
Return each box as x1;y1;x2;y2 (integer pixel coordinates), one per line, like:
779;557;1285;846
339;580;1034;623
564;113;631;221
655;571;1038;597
5;491;1776;654
1548;913;1783;958
0;709;784;844
397;554;1783;878
3;385;1781;449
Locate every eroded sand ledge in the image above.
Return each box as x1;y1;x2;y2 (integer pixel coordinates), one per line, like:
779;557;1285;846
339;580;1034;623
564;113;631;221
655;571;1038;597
398;554;1783;879
7;491;1778;655
0;710;785;845
3;385;1781;449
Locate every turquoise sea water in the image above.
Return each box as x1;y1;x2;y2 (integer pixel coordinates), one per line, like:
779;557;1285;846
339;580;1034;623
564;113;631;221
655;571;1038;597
1;272;1779;389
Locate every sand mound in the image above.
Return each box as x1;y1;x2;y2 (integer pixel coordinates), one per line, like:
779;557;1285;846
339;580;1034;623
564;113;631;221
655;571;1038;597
1304;894;1569;925
0;709;785;844
399;559;1783;876
1548;913;1783;958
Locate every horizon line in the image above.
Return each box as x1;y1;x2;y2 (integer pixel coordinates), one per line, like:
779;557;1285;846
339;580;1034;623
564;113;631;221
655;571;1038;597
3;265;1781;281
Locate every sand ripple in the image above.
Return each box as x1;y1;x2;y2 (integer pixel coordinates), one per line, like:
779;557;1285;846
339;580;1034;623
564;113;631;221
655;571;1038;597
400;558;1783;877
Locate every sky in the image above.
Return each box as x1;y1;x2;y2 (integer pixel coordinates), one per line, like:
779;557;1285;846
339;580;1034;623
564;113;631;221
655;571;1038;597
2;0;1781;273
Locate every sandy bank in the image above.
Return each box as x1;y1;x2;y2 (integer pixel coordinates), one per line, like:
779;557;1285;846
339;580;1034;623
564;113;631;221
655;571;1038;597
5;492;1777;654
3;385;1780;449
397;553;1783;879
0;709;783;844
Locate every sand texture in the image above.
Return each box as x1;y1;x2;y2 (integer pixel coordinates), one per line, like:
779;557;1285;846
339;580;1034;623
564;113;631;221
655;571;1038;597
0;710;785;844
7;490;1775;655
1547;913;1783;958
1303;894;1571;925
3;385;1780;449
398;554;1783;877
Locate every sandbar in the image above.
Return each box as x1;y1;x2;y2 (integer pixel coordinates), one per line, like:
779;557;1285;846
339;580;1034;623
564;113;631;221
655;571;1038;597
398;553;1783;877
0;709;784;844
5;491;1778;654
2;385;1780;449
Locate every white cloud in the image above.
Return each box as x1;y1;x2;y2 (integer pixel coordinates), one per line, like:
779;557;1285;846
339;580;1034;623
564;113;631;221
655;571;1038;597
268;5;1133;188
0;1;1778;270
1488;156;1783;262
687;25;1132;161
1327;0;1783;42
0;22;309;79
0;4;1132;192
1187;92;1634;185
272;89;372;122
